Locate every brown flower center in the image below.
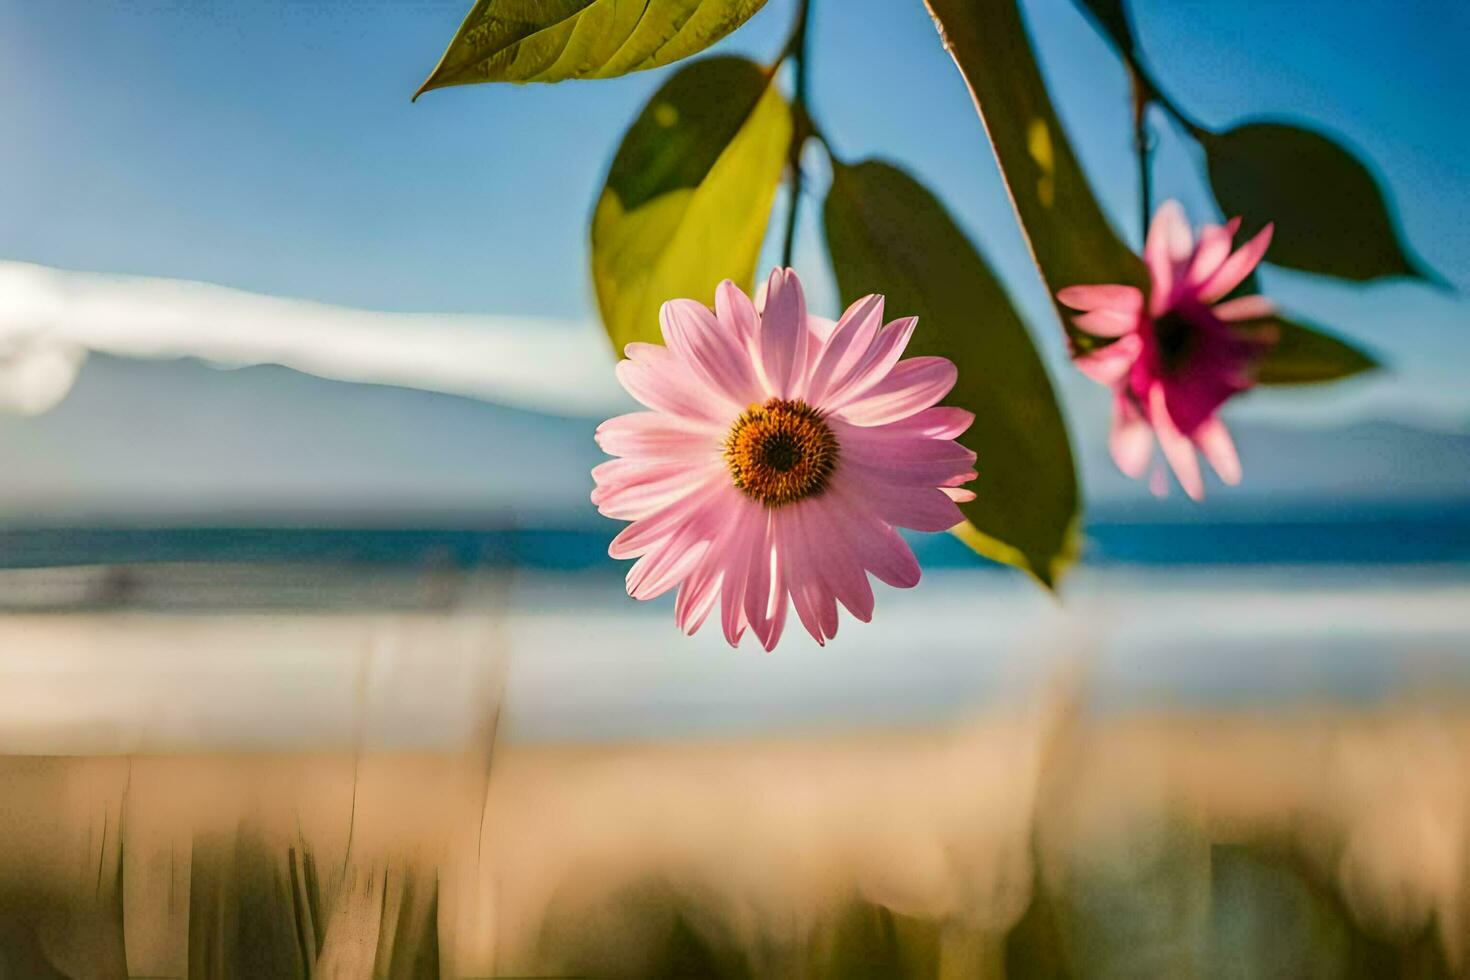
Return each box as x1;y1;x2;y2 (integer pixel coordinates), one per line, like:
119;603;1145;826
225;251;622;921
725;398;839;507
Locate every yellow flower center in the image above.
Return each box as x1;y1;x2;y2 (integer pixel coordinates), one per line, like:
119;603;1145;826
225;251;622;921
725;398;839;507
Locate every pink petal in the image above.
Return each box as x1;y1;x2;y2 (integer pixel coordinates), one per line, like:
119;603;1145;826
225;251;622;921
1212;294;1276;322
1057;284;1143;313
830;356;957;426
779;510;831;645
674;556;723;635
741;511;787;652
1072;307;1141;338
1145;200;1193;309
869;406;974;441
727;506;788;651
1074;334;1142;386
821;316;918;409
607;476;726;557
826;487;921;588
1186;218;1241;287
717;502;764;646
942;486;977;503
660;299;762;406
1110;394;1154;479
1200;223;1274;303
1149;464;1169;498
595;412;721;460
1149;384;1204;500
834;422;977;488
806;315;840;347
1193;417;1241;485
627;537;709;601
756;267;809;400
616;344;734;425
801;497;874;622
806;294;884;405
624;489;739;600
798;510;843;639
592;458;724;520
843;469;966;532
714;279;759;345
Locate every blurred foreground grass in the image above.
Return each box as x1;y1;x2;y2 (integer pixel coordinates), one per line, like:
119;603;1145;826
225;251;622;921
0;564;1465;977
0;699;1464;977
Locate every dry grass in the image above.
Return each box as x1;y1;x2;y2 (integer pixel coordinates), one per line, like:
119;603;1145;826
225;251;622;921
0;674;1467;977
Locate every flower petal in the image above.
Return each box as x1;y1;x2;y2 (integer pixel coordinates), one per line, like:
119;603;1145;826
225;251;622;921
1212;294;1276;323
801;498;874;622
627;537;709;601
1110;393;1153;479
1193;416;1241;485
1149;384;1204;500
867;406;974;441
839;464;966;532
806;294;884;405
779;509;832;646
674;556;723;635
714;279;759;345
616;343;733;425
1072;307;1141;338
1074;334;1142;387
606;475;726;557
1145;200;1193;310
822;316;919;408
1186;217;1241;287
742;510;787;652
595;412;721;460
830;356;957;426
824;487;921;588
756;267;809;400
592;458;724;520
1200;223;1274;303
1057;284;1143;313
717;501;764;647
834;421;977;488
660;299;761;406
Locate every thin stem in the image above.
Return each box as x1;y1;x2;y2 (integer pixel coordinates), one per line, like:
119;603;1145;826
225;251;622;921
1067;0;1208;141
1128;56;1207;143
1131;68;1153;245
779;0;812;269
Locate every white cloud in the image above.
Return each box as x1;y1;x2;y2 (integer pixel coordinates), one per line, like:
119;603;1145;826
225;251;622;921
0;260;631;418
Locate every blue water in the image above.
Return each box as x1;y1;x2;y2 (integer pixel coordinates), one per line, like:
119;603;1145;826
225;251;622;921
0;504;1466;571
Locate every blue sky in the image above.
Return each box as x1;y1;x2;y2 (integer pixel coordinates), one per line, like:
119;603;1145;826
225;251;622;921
0;0;1465;433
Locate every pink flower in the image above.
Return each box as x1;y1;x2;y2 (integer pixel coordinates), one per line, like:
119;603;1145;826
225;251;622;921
1058;200;1276;499
592;268;976;651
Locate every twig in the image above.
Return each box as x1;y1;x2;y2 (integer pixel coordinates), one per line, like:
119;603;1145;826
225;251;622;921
1131;67;1153;243
778;0;813;269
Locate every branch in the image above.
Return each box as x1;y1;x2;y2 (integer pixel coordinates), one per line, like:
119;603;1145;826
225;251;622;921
779;0;813;269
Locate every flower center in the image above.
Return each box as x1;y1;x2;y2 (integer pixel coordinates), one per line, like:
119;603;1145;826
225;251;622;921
725;398;839;507
1152;309;1200;376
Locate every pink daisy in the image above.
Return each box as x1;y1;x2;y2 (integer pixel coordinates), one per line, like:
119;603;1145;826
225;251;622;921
1058;200;1276;499
592;268;977;651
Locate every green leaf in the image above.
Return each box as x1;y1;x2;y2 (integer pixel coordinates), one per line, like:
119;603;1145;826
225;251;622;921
591;56;791;353
923;0;1145;338
1205;122;1433;283
824;160;1080;587
414;0;768;95
1250;316;1379;385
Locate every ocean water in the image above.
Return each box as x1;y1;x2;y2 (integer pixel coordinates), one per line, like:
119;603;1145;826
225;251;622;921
0;505;1467;572
0;514;1466;749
